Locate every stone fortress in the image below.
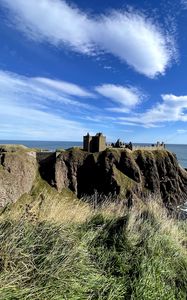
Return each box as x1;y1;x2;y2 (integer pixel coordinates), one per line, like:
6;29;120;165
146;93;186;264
83;132;165;153
83;133;106;152
35;133;166;163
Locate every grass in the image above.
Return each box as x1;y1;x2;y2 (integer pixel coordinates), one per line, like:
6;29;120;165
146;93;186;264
0;181;186;300
0;144;38;153
113;165;137;195
0;177;91;225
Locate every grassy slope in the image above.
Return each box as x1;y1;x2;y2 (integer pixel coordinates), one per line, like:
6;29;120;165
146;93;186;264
0;178;186;300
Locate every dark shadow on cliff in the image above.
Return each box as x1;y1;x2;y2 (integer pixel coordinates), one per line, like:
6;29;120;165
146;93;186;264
77;152;120;198
38;153;56;187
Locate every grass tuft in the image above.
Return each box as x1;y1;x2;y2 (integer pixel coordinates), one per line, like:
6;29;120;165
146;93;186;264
0;186;186;299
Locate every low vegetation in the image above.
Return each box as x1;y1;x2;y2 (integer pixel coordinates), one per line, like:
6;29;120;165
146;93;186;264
0;144;36;153
0;180;186;300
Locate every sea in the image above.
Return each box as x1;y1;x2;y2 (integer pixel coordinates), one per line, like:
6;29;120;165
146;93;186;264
1;140;187;168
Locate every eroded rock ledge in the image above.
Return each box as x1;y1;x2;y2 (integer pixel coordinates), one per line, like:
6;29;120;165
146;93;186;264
51;148;187;208
1;146;187;209
0;146;37;207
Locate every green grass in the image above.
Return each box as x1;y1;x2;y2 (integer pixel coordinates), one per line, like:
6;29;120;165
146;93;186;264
113;165;137;196
0;144;38;153
0;188;186;299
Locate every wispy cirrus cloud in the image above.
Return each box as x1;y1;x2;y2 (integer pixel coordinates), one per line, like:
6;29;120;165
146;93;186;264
0;70;96;140
1;0;176;77
34;77;94;98
117;94;187;127
181;0;187;9
95;84;145;112
177;129;187;133
0;70;94;109
2;70;187;139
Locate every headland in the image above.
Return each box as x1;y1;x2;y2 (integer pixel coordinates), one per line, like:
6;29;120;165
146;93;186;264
0;136;187;212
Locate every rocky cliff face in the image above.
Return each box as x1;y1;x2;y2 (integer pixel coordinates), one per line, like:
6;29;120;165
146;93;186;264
0;148;37;207
1;146;187;210
53;148;187;209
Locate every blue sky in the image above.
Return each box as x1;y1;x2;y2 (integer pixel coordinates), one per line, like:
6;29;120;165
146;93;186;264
1;0;187;142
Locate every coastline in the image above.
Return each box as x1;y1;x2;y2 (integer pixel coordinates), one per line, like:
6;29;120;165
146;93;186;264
1;141;187;168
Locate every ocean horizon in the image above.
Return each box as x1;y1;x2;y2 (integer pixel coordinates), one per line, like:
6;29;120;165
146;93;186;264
1;140;187;168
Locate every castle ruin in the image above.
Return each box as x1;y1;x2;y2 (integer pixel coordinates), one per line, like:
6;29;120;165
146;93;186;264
83;133;106;152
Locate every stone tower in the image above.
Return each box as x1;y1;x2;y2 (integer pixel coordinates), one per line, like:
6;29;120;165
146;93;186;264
83;132;106;152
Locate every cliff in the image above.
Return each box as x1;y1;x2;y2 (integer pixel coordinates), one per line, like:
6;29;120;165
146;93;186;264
1;145;187;210
0;147;186;299
0;145;37;207
53;148;187;209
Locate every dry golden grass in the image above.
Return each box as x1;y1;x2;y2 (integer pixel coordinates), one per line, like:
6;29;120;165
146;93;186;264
38;189;93;224
127;195;187;253
0;179;93;225
0;181;187;300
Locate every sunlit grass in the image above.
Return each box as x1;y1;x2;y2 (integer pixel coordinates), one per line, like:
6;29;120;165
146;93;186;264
0;181;186;299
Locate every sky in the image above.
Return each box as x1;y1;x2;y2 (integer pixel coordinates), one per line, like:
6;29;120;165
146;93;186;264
1;0;187;143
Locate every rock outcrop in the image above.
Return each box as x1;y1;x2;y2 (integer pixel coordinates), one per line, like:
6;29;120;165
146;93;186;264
0;147;37;207
52;148;187;209
1;146;187;210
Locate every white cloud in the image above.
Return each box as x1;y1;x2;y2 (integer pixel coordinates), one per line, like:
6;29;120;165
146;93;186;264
117;94;187;127
94;12;174;77
2;0;92;53
1;0;176;77
103;66;112;70
0;70;94;109
181;0;187;9
0;103;89;140
177;129;187;133
95;84;144;112
0;70;96;140
34;77;94;98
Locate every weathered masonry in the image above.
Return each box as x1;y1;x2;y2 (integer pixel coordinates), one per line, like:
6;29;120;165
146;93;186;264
83;132;106;152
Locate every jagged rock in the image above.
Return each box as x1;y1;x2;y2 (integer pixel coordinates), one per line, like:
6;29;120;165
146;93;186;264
0;150;37;207
1;146;187;210
119;151;141;183
53;148;187;209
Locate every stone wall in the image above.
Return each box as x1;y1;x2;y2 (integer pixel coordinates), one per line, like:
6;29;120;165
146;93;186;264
83;133;106;152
